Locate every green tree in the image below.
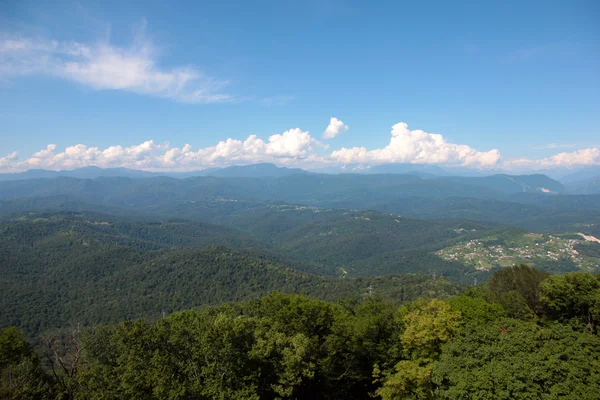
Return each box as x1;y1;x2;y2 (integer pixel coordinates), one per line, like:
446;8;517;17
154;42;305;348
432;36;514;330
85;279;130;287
487;264;549;317
540;272;600;333
449;294;506;324
432;319;600;399
0;327;51;400
323;298;403;398
376;299;461;400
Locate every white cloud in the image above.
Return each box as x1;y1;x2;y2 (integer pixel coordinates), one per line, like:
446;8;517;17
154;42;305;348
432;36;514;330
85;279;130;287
0;25;231;103
0;128;324;172
267;128;319;156
323;117;349;139
0;152;18;169
1;141;171;171
1;123;598;173
505;147;600;170
330;122;502;167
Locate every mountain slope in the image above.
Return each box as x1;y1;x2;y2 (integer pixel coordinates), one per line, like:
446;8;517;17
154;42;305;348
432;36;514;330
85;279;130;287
441;174;565;194
566;175;600;194
0;214;461;337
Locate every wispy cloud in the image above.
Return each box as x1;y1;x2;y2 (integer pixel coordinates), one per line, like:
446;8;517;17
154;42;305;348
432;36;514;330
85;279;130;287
501;42;565;64
0;21;232;103
533;143;577;150
258;95;295;107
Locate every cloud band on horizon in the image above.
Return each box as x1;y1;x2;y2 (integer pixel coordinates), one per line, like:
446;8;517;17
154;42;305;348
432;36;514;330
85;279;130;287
1;123;599;173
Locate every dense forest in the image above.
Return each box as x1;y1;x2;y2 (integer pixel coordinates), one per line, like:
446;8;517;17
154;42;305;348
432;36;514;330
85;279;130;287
0;215;461;338
1;169;600;398
2;266;599;399
7;210;588;339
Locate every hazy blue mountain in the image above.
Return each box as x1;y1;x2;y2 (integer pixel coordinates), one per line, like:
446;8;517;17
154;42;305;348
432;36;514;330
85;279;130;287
558;166;600;183
199;163;309;178
357;163;449;177
0;166;157;181
440;174;565;194
0;169;64;180
0;172;564;207
507;192;600;210
0;172;576;236
564;175;600;194
0;163;310;181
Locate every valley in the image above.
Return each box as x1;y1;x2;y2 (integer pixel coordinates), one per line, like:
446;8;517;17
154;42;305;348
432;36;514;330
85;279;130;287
1;166;599;399
1;166;599;341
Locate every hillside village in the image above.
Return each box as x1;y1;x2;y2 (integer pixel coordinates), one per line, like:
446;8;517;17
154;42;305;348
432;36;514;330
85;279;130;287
437;232;600;271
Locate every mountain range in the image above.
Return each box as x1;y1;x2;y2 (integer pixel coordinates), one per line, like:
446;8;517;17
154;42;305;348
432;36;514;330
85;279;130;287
3;163;599;195
0;163;308;181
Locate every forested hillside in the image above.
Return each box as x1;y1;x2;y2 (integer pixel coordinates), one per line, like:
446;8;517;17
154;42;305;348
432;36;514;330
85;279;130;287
0;209;503;280
1;170;600;398
0;213;461;338
2;208;599;340
2;266;599;399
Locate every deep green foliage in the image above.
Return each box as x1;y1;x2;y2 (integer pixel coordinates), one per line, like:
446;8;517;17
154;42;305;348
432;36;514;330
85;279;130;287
487;264;550;316
540;272;600;333
71;294;406;400
0;327;51;399
0;213;460;338
2;266;600;399
433;320;600;399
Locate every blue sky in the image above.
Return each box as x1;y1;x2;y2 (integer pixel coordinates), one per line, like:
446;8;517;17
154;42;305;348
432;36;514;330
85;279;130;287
0;0;599;172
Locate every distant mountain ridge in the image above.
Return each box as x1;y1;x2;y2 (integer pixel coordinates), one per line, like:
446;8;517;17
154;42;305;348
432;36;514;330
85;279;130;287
565;175;600;194
442;174;565;194
0;172;564;206
0;166;157;180
203;163;308;178
0;163;309;181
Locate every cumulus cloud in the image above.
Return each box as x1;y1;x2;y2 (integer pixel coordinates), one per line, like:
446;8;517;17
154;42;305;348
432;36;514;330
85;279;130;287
0;151;18;169
2;122;598;173
163;128;322;169
323;117;349;139
2;141;171;171
330;122;502;167
0;24;231;103
0;128;324;172
506;147;600;170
